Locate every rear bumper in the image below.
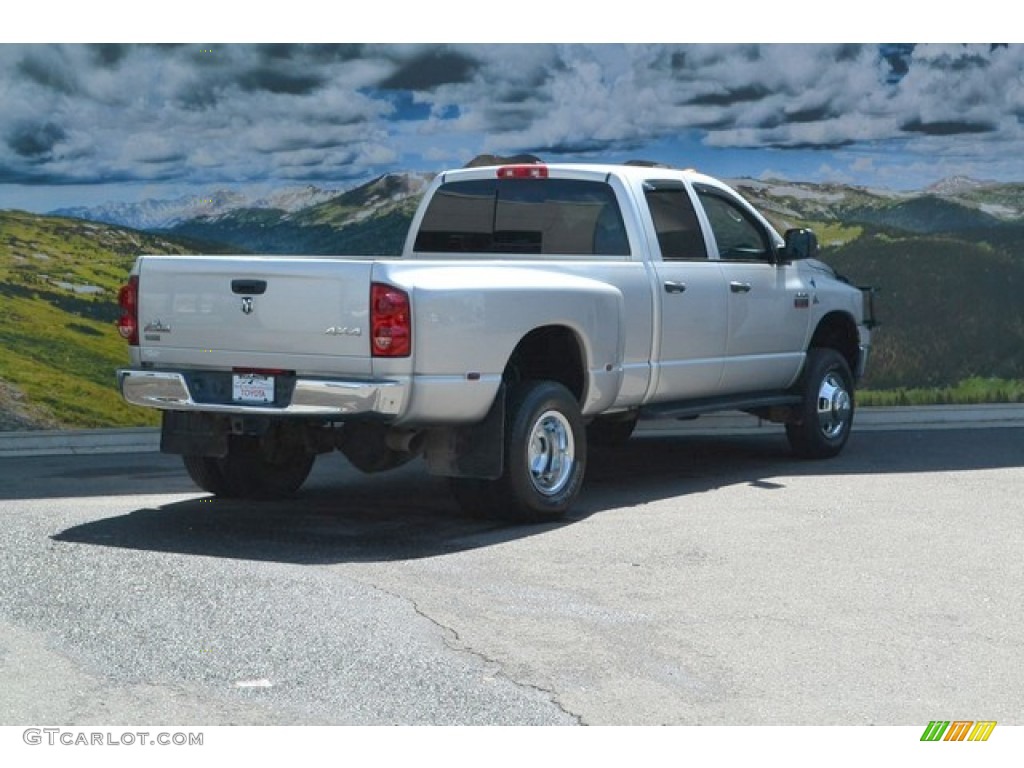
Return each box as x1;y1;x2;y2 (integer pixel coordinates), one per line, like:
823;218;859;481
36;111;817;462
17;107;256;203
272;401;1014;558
117;369;408;418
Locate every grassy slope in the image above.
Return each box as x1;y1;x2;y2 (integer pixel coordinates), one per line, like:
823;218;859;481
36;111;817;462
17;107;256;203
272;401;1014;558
0;211;195;428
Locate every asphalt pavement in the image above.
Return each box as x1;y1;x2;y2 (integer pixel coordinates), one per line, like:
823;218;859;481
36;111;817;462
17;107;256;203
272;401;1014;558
1;417;1022;725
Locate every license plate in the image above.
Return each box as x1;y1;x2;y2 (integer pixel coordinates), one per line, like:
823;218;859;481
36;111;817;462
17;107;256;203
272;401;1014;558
232;374;275;404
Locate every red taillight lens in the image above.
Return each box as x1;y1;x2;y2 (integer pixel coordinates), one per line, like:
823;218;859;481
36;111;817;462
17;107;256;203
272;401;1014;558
117;275;139;345
497;164;548;179
371;283;411;358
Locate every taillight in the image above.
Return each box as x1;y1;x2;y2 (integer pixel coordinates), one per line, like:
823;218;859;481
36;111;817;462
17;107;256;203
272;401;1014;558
497;164;548;179
117;275;139;345
371;283;411;357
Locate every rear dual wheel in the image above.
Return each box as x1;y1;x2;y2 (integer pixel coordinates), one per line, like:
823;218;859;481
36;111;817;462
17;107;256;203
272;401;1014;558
451;380;586;523
183;434;315;499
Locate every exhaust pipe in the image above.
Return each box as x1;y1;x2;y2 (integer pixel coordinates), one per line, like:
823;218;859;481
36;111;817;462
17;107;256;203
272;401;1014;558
385;428;425;454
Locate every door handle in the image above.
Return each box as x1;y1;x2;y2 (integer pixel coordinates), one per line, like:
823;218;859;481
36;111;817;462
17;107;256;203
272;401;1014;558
664;281;687;294
730;281;752;294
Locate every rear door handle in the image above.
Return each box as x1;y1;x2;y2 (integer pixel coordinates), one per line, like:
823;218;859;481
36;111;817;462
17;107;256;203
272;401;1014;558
664;281;687;294
730;281;752;294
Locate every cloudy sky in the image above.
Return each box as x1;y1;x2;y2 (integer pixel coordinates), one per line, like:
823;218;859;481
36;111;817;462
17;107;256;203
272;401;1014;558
1;42;1022;211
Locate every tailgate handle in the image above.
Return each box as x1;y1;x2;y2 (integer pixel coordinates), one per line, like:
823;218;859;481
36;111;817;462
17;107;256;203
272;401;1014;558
231;279;267;295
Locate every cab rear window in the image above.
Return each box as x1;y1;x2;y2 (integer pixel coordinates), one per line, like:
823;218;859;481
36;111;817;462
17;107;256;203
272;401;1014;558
414;178;630;256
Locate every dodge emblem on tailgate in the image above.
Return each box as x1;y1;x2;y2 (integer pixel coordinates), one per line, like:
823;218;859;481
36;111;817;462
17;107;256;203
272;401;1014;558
241;297;254;314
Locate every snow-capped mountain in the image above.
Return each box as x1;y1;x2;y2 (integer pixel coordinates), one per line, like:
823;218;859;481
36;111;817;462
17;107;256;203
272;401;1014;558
52;185;344;230
159;172;436;256
924;175;995;196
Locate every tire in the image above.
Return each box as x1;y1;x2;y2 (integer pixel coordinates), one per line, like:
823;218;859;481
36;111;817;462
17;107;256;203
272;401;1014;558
182;435;315;499
786;348;855;459
451;381;587;523
182;455;230;495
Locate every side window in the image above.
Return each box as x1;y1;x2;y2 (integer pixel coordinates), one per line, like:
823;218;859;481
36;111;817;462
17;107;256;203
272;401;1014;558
414;178;630;256
644;184;708;260
695;189;771;261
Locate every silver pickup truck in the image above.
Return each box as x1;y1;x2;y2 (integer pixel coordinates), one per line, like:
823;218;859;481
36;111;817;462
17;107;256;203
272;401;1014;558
117;161;874;521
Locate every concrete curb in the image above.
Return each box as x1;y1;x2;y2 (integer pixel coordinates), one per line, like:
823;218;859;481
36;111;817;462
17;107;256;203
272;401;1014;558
1;405;1023;457
0;428;161;457
638;403;1024;436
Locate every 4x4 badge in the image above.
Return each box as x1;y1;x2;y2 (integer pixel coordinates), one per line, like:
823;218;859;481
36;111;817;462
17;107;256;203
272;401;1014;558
241;297;254;315
144;319;172;333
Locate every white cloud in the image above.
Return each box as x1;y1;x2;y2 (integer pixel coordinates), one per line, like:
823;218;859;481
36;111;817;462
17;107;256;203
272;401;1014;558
4;43;1024;208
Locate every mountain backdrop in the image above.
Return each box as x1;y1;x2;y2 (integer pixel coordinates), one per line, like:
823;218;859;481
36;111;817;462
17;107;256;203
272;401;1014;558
3;169;1024;429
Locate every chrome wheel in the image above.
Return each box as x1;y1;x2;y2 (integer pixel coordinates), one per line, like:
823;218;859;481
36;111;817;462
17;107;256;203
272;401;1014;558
816;372;852;439
527;409;576;496
787;348;856;460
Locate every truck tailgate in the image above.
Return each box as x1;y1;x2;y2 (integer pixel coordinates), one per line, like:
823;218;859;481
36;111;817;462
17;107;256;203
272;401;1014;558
136;255;374;373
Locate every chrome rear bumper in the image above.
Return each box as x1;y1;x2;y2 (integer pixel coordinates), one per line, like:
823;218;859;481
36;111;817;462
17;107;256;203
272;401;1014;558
117;369;407;417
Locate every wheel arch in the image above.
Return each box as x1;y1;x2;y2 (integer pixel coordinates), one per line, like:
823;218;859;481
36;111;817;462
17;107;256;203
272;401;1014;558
809;311;860;376
504;324;587;404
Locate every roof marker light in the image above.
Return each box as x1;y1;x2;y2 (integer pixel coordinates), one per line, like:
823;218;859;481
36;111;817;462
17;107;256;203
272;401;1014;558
497;165;548;179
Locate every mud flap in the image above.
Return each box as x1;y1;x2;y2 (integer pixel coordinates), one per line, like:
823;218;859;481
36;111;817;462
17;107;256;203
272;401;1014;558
423;385;505;479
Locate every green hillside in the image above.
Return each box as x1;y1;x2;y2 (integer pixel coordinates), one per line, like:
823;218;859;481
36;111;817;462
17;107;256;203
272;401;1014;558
825;230;1024;388
732;181;1024;393
0;211;195;429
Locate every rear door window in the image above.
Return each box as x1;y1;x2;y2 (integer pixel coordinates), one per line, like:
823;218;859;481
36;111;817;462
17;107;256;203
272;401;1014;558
643;181;708;260
414;178;630;256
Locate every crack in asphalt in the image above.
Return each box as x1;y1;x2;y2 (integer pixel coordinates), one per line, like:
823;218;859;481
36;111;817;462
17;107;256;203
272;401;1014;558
360;578;584;725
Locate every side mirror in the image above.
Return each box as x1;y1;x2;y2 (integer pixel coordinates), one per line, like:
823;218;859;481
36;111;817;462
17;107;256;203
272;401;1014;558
782;228;819;261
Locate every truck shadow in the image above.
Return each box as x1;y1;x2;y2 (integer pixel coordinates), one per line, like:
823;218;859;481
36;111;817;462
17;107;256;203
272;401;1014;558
49;427;1024;564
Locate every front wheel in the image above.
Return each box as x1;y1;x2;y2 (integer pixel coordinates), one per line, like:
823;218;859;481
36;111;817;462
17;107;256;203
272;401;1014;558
451;381;587;523
786;348;855;459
